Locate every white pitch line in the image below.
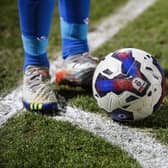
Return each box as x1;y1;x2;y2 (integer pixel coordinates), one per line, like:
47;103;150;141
1;0;164;167
88;0;157;51
0;86;23;125
55;106;168;168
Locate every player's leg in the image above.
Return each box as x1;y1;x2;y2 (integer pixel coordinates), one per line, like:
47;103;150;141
58;0;90;59
18;0;58;113
56;0;98;87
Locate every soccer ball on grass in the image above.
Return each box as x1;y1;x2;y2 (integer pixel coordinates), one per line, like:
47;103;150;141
92;48;166;121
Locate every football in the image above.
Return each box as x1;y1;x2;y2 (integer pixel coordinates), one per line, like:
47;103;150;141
92;48;166;121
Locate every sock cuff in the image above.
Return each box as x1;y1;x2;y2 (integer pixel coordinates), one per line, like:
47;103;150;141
24;52;49;72
60;18;88;41
22;34;48;56
62;39;89;59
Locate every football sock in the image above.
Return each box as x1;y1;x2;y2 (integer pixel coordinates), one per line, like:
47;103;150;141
58;0;90;59
18;0;56;71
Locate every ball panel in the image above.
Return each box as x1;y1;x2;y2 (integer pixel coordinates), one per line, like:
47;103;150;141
152;58;166;111
96;93;119;113
109;109;134;121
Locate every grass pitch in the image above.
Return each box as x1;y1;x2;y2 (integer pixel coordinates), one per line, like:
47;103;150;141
0;1;142;168
0;113;141;168
1;0;168;167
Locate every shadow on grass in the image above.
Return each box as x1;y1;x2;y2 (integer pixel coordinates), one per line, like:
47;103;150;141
164;69;168;77
40;86;93;116
32;85;93;117
55;85;92;100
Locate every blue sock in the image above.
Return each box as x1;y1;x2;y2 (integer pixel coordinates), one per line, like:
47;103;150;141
58;0;90;59
18;0;56;71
